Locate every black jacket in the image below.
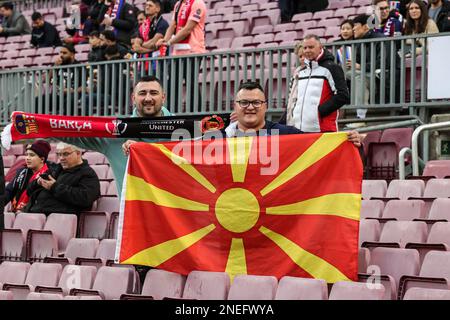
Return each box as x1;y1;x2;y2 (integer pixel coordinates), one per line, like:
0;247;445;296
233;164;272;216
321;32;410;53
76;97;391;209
98;1;137;46
25;160;100;214
428;0;450;32
31;21;62;48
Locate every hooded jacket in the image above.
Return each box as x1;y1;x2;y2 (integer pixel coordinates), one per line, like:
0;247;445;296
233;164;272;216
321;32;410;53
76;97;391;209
285;49;349;133
0;10;31;36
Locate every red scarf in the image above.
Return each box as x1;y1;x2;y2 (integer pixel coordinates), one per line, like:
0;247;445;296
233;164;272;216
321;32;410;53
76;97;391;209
174;0;195;49
13;163;48;212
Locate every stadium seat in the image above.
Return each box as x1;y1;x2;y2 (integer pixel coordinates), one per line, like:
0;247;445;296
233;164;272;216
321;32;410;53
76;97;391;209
403;287;450;300
4;212;15;229
427;199;450;221
78;211;111;239
380;128;414;153
106;183;118;197
83;152;106;165
359;247;370;273
291;12;313;22
0;261;30;288
329;281;385;300
228;275;278;300
359;219;381;246
361;180;387;199
383;179;425;200
273;23;295;34
91;164;109;179
367;142;399;180
2;155;15;168
108;212;120;239
312;9;335;20
44;238;99;266
405;222;450;263
250;25;274;36
422;179;450;198
362;130;382;158
275;276;328;300
360;199;384;219
96;197;119;214
381;200;426;221
76;238;117;268
182;271;231;300
26;292;64;300
423;160;450;178
0;290;13;300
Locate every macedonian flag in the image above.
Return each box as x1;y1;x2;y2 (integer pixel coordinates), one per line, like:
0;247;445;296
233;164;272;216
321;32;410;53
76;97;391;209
116;132;363;282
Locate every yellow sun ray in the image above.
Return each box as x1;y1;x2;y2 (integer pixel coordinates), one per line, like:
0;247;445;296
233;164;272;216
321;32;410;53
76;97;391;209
153;143;216;193
227;136;253;183
259;226;350;283
126;175;209;211
122;224;216;266
266;193;361;221
225;238;247;281
260;133;348;197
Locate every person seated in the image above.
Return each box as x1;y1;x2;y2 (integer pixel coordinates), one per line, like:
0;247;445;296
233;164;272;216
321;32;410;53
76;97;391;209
87;30;105;62
30;12;62;48
24;142;100;215
374;0;403;37
0;1;31;37
5;140;53;213
404;0;439;56
100;30;130;58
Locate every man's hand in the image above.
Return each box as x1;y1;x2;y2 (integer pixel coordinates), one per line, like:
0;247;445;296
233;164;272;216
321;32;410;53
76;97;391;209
155;39;167;48
38;175;56;190
122;140;137;156
346;130;362;148
102;16;113;27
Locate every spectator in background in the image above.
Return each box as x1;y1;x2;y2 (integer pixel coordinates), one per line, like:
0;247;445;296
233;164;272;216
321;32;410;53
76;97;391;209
279;0;300;23
132;0;169;73
404;0;439;55
98;0;137;47
83;0;107;35
24;142;100;215
87;30;104;62
0;2;31;37
156;0;207;112
100;29;130;58
64;3;88;44
374;0;403;36
335;19;354;67
30;12;62;48
136;10;147;26
427;0;450;32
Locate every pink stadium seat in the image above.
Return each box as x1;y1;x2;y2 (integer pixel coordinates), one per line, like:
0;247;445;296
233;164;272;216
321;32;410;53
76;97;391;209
423;160;450;178
0;261;30;288
427;199;450;221
359;219;381;246
83;152;106;165
91;164;109;180
18;48;37;58
206;22;225;38
381;200;426;221
367;142;398;180
228;275;278;300
4;212;15;229
96;197;119;213
353;0;372;6
363;221;428;249
362;130;382;157
384;179;425;200
75;44;91;53
36;47;54;56
359;247;370;273
380;128;414;152
3;155;16;167
106;166;115;180
221;13;241;23
226;21;250;37
403;287;450;300
259;2;279;10
0;291;13;300
423;179;450;198
398;251;450;299
325;26;341;38
76;238;117;268
3;262;62;300
45;238;99;266
317;18;341;28
206;14;223;24
78;211;111;240
275;277;328;300
106;183;118;197
253;33;275;45
0;59;16;69
360;199;384;219
274;31;299;44
291;12;313;22
251;25;274;35
295;20;318;31
230;36;254;49
329;281;385;300
26;292;64;300
361;180;387;199
99;181;109;196
239;11;260;25
233;0;250;7
33;55;52;66
108;212;119;239
15;57;33;68
334;7;356;18
182;271;230;300
273;23;295;34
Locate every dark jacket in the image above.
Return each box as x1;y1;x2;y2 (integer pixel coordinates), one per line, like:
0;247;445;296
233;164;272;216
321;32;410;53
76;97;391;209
98;1;137;46
428;0;450;32
31;21;62;48
0;10;31;36
25;160;100;214
218;120;302;139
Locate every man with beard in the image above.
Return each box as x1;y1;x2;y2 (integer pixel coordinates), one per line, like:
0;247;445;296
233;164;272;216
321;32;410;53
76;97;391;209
30;11;62;48
428;0;450;32
374;0;403;37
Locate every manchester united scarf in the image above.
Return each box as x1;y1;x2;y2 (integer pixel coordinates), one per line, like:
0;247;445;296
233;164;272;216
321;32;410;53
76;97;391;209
116;133;362;282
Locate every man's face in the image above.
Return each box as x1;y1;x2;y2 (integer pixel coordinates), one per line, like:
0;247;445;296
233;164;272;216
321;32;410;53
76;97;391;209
133;80;165;117
0;7;12;18
431;0;442;5
303;38;322;61
59;47;74;64
353;22;368;39
100;34;115;46
89;35;101;47
376;1;390;20
234;88;267;131
32;18;45;28
145;1;159;16
57;147;81;169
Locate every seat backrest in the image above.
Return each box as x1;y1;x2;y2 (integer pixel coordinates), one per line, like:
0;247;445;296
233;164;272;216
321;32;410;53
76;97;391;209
65;238;99;261
423;179;450;198
369;247;420;286
359;247;370;274
386;180;425;199
427;222;450;246
382;200;426;220
0;261;30;284
380;221;427;247
59;265;97;295
403;287;450;300
83;152;105;165
26;292;64;300
0;290;13;300
329;281;385;300
4;212;15;229
44;213;78;253
13;213;46;235
141;269;186;300
360;200;384;218
228;275;278;300
361;180;387;199
419;251;450;279
428;199;450;220
380;128;413;152
96;197;120;213
275;276;328;300
359;219;381;246
362;130;382;157
183;271;230;300
93;266;134;300
25;262;62;287
91;165;109;179
96;239;117;260
423;160;450;178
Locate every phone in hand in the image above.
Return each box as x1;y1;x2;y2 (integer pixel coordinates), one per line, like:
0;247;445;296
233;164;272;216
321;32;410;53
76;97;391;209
40;173;50;180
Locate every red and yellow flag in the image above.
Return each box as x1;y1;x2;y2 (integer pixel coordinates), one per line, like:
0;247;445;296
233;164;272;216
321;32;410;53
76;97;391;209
117;133;363;282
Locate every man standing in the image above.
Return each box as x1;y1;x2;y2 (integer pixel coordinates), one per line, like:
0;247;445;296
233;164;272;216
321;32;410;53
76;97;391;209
99;0;137;47
282;34;349;133
0;2;31;37
31;12;62;48
25;142;100;215
62;75;172;191
428;0;450;32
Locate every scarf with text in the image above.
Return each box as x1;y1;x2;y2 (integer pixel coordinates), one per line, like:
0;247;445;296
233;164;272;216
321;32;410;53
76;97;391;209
173;0;195;50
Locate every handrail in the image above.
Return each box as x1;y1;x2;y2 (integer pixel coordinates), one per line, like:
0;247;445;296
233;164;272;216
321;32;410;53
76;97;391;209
355;119;422;133
399;147;412;180
412;121;450;175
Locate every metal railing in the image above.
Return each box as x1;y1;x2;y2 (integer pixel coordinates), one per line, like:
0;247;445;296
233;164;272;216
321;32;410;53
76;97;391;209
0;0;67;11
1;32;450;126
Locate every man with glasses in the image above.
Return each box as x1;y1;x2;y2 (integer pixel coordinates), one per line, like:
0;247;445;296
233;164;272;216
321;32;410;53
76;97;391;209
24;142;100;215
374;0;403;37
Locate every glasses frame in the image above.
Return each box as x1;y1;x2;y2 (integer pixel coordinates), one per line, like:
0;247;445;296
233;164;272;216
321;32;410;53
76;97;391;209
235;100;267;108
56;150;76;158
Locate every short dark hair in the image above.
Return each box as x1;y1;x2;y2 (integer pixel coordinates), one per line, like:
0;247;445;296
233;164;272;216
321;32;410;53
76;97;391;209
135;75;163;88
89;30;100;38
62;43;76;54
137;10;145;16
31;12;42;21
104;45;120;58
101;30;116;42
148;0;162;6
353;14;371;25
0;2;13;10
237;81;266;99
340;19;354;28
